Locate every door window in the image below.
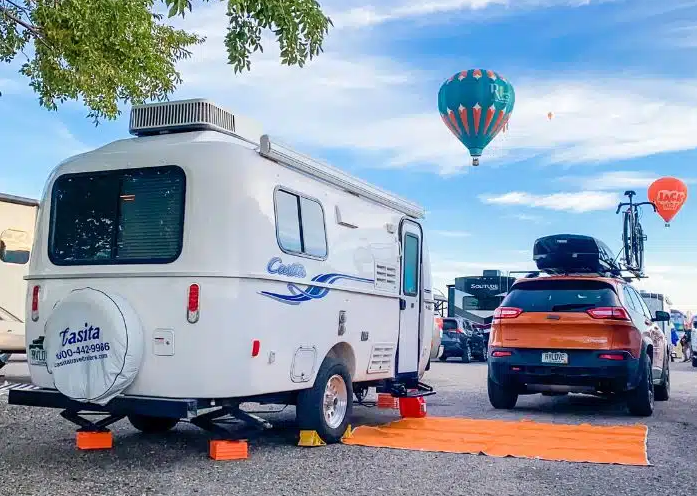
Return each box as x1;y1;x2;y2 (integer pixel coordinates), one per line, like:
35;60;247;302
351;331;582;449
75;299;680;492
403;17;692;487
402;233;419;296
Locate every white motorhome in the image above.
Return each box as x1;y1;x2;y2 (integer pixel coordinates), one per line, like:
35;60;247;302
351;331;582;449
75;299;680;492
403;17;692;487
10;99;435;444
639;291;676;362
0;193;39;368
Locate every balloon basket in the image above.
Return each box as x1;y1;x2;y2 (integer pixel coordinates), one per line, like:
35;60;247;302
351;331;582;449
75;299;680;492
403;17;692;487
472;157;480;166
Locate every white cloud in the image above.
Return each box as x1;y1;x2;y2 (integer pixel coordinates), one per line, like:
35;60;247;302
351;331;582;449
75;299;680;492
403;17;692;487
430;257;533;294
431;229;471;238
328;0;608;28
560;171;661;191
480;190;619;212
558;170;697;191
635;264;697;313
163;0;697;174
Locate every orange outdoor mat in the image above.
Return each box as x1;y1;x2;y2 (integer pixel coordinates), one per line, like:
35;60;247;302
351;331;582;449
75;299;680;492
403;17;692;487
342;417;649;466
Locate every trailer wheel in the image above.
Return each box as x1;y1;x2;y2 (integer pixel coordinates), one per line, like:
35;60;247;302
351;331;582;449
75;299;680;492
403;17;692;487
296;356;353;444
128;415;179;434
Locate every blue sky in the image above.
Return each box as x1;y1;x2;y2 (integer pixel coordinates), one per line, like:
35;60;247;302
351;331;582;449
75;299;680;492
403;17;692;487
1;0;697;310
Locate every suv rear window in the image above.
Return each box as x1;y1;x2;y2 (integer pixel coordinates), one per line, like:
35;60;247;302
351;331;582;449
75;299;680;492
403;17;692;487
442;319;459;331
502;279;619;312
49;166;185;265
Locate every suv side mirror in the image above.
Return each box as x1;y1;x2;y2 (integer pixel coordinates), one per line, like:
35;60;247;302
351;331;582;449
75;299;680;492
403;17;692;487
653;310;670;322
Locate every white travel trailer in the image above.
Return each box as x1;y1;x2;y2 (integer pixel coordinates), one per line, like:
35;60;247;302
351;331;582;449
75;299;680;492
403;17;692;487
10;99;435;444
0;192;39;368
639;291;676;361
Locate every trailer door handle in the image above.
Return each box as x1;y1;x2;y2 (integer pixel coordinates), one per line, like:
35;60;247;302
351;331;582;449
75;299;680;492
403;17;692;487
399;298;406;310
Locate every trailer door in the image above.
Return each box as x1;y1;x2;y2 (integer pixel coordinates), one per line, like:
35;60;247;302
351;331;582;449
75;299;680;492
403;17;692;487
397;219;422;378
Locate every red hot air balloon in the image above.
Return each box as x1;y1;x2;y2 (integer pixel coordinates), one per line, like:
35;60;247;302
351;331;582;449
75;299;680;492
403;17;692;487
647;177;688;226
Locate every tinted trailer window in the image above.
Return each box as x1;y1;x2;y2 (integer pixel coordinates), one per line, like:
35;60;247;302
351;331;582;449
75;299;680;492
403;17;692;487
49;166;185;265
502;279;620;312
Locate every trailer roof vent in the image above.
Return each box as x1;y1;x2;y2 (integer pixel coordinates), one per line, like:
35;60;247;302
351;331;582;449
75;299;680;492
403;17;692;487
129;98;262;143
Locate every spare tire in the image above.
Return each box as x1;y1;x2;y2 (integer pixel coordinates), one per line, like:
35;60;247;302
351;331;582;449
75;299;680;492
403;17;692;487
44;288;144;405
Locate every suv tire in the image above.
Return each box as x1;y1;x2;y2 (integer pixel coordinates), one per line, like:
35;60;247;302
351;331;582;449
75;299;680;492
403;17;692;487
692;356;697;368
627;355;654;416
461;342;472;363
488;377;518;409
654;356;670;402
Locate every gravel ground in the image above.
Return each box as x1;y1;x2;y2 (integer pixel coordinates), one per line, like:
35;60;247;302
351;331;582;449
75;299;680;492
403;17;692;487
2;359;696;496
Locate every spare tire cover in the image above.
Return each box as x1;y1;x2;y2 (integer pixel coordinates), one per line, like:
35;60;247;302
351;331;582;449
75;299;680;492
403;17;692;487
44;287;144;405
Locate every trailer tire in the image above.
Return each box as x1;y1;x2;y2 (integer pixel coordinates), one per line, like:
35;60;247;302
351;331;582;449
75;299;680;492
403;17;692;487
128;415;179;434
296;356;353;444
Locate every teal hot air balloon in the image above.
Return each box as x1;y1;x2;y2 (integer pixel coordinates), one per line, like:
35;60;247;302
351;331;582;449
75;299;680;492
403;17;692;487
438;69;515;166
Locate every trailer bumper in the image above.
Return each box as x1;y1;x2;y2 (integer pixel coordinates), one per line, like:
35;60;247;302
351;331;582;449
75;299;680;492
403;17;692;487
8;388;200;419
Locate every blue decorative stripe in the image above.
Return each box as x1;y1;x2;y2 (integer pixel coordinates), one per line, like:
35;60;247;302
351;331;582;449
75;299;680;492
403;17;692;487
259;272;375;305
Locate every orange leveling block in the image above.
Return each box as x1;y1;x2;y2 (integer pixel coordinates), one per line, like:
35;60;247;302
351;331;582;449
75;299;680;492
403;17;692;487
376;393;399;409
399;396;427;418
76;430;113;450
209;440;249;461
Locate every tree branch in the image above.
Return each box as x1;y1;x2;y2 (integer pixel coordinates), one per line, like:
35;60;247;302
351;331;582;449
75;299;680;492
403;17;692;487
0;6;40;35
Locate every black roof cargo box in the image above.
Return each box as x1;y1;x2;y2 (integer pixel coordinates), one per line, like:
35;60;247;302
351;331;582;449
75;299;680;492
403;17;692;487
533;234;620;275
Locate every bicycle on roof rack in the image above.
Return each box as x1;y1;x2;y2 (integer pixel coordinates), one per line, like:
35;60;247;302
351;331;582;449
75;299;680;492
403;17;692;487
615;190;656;275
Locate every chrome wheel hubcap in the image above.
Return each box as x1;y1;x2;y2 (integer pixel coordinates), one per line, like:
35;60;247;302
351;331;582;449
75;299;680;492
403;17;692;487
323;374;348;429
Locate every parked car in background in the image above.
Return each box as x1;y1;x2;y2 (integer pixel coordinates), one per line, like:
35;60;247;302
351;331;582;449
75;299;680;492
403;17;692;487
0;305;25;370
439;317;488;363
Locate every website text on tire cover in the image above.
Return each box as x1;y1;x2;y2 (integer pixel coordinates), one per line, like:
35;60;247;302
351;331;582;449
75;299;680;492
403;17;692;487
8;98;440;445
615;190;657;275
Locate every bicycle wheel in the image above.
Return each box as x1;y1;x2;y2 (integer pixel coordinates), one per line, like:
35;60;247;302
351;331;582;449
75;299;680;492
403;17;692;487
633;222;645;272
622;210;635;268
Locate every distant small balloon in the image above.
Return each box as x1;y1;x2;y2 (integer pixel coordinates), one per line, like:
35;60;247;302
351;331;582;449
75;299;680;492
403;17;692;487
547;112;554;120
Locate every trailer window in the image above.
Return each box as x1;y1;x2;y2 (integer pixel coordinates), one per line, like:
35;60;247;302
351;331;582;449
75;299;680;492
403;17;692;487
402;233;419;296
274;189;327;259
49;166;185;265
0;229;30;264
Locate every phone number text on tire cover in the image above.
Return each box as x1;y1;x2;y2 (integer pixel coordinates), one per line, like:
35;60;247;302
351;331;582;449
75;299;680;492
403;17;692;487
55;342;111;360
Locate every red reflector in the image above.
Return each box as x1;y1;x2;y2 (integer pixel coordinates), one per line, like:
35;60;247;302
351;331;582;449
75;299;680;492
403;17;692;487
252;340;260;357
492;351;512;357
599;353;625;361
31;285;40;322
494;307;523;319
587;307;630;321
187;284;200;323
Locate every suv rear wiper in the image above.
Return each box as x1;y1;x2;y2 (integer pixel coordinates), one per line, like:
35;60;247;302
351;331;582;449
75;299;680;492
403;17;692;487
550;303;596;311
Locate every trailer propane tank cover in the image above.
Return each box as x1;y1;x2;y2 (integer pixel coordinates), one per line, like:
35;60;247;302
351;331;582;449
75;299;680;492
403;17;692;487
43;288;144;405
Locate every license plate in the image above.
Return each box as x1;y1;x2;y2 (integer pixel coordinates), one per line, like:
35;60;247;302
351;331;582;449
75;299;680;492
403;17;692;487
542;352;568;364
29;347;46;366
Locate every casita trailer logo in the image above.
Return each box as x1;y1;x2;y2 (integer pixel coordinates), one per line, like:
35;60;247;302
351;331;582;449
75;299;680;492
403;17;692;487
267;257;306;278
60;322;101;346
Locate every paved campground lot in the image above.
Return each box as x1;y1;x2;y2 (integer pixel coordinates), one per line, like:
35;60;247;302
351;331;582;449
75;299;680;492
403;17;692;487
2;360;697;496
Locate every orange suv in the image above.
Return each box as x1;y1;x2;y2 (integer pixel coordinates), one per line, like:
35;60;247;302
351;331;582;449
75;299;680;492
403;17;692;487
488;273;671;417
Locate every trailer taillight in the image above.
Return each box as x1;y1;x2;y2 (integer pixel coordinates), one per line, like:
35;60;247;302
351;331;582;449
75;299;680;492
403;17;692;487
31;285;40;322
187;284;200;323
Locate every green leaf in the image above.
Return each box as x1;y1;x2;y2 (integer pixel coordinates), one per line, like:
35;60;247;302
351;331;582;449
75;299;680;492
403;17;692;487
0;0;331;122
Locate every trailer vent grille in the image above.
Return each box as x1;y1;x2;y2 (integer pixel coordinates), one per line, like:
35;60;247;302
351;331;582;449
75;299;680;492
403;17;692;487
375;263;398;291
128;98;262;142
367;344;395;374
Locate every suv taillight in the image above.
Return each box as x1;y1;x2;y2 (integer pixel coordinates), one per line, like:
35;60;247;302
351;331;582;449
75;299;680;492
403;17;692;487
587;307;630;321
494;307;523;319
